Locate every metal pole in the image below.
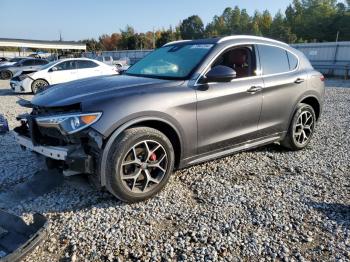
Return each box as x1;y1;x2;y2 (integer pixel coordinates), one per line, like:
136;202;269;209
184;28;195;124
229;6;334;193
335;31;339;42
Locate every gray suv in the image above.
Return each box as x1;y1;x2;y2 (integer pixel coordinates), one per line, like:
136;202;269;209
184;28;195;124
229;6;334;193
14;36;325;202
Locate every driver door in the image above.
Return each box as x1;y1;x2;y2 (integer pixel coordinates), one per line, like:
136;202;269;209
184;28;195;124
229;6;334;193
196;45;264;154
48;60;78;84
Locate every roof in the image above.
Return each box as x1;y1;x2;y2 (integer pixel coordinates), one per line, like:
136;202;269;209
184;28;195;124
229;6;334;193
164;35;289;47
0;38;86;50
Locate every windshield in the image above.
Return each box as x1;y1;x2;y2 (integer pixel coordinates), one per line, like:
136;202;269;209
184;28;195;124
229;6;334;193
126;44;214;79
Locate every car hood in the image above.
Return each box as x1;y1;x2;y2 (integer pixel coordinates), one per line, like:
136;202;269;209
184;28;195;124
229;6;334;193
31;75;184;107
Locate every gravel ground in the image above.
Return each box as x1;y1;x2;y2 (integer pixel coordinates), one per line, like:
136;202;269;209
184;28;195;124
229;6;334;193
0;79;349;261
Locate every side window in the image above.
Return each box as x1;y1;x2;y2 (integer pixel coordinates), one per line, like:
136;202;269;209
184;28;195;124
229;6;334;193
77;60;98;69
55;61;77;71
258;45;290;75
22;59;36;66
211;45;257;79
287;51;298;70
36;60;48;65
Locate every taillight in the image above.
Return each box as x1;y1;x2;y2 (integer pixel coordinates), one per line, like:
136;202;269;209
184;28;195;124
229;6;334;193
320;75;325;81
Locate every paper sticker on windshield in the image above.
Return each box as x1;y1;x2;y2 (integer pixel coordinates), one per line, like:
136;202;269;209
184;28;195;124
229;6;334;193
190;44;213;49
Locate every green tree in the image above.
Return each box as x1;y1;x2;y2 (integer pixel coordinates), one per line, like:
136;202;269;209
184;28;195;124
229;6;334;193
179;15;204;39
119;25;136;50
156;28;176;47
239;9;251;34
82;38;103;51
270;11;297;43
260;10;273;36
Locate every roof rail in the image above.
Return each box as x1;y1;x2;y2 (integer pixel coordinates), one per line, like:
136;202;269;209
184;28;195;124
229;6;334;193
218;35;289;46
163;40;191;47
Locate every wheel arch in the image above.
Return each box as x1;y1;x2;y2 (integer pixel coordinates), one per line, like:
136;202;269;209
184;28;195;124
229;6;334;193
299;96;320;120
99;117;183;187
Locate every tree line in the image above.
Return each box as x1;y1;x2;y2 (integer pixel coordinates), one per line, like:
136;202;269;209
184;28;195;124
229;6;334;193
83;0;350;51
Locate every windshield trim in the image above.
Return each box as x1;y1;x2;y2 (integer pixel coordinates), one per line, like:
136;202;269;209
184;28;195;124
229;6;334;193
125;43;216;80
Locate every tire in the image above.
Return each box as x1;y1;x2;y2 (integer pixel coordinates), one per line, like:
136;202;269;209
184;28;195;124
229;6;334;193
105;127;175;203
0;70;12;80
281;103;316;150
31;79;49;94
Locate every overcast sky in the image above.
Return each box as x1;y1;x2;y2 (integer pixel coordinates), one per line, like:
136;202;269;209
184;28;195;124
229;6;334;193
1;0;294;41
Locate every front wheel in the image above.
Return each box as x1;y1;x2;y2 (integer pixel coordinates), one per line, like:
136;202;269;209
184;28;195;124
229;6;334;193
31;79;49;94
105;127;175;202
281;103;316;150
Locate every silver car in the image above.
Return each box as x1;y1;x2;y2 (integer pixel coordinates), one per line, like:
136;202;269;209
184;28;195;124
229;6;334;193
0;58;49;79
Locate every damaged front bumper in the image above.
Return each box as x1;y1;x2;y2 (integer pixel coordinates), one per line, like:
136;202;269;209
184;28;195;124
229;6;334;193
14;132;69;160
14;131;95;174
0;211;48;262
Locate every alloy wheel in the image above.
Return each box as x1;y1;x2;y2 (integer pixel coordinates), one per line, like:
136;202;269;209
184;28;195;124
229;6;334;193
33;80;48;93
120;140;168;193
293;111;314;146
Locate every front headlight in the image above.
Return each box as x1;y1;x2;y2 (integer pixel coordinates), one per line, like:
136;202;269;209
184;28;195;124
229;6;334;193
35;112;102;134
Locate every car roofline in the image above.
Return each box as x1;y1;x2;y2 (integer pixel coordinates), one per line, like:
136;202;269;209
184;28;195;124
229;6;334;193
217;35;289;46
162;40;192;46
163;35;289;47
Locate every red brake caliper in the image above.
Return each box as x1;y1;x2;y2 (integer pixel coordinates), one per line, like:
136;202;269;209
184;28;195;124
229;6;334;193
150;153;157;162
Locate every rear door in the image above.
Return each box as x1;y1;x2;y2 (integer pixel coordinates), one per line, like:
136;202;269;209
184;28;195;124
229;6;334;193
19;59;37;71
48;60;78;84
76;60;101;79
257;44;308;136
33;59;48;71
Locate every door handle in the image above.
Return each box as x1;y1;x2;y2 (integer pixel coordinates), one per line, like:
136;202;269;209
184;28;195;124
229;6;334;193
247;86;263;93
294;78;305;84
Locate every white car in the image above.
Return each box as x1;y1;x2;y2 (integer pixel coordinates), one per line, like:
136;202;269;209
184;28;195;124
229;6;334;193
10;58;118;94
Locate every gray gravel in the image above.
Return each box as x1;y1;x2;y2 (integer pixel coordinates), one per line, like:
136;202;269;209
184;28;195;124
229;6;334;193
0;79;349;261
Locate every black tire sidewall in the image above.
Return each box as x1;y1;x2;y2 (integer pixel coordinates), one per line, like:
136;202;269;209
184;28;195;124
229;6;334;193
106;127;175;202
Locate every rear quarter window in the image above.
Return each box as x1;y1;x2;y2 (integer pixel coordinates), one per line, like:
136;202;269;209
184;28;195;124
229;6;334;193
287;51;298;70
258;45;290;75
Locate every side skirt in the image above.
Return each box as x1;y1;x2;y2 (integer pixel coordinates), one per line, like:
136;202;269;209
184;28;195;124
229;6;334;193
181;133;284;168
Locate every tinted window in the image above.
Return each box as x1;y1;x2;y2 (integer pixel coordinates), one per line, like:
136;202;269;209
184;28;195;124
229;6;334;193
77;60;98;69
21;59;37;66
211;45;256;79
55;61;77;71
258;45;290;75
35;59;48;65
287;51;298;70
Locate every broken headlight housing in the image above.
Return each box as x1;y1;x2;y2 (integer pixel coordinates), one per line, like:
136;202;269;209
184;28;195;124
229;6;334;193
35;112;102;135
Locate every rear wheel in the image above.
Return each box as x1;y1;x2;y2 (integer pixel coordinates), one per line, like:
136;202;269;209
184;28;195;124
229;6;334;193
31;79;49;94
0;70;12;80
105;127;175;202
281;103;316;150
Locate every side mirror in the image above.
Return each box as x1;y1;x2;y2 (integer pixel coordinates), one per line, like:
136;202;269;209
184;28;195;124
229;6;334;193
203;65;236;83
50;66;58;72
